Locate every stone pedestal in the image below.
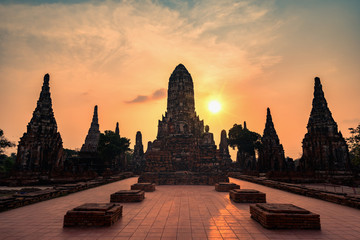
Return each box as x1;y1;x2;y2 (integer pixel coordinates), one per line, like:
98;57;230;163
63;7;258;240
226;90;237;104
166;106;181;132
13;189;60;202
110;190;145;202
215;182;240;192
63;203;122;227
250;203;320;229
229;189;266;203
131;183;156;192
139;172;228;185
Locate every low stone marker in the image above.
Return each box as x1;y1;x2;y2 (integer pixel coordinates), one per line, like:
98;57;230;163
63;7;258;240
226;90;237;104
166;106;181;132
63;203;122;227
13;189;60;201
110;190;145;202
131;183;156;192
230;189;266;203
215;182;240;192
250;203;320;229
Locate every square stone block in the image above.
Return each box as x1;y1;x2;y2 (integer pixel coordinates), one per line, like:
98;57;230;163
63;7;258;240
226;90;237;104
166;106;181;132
250;203;321;229
131;183;156;192
110;190;145;202
230;189;266;203
63;203;122;227
215;182;240;192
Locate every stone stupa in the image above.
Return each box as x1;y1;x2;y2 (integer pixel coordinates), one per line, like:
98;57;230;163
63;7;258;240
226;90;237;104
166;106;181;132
139;64;229;184
258;108;285;172
301;77;350;171
16;74;64;174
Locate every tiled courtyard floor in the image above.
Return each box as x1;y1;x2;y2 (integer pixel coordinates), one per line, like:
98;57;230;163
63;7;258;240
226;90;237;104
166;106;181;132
1;177;360;240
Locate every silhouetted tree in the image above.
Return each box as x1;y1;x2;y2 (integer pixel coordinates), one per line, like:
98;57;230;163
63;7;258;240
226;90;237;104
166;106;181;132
97;130;130;170
228;124;261;154
0;129;15;154
64;148;79;158
0;129;16;176
347;124;360;168
0;154;16;176
228;124;261;170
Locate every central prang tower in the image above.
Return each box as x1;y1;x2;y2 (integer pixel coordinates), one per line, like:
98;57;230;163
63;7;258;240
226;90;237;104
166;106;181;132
144;64;227;177
167;64;195;118
157;64;204;139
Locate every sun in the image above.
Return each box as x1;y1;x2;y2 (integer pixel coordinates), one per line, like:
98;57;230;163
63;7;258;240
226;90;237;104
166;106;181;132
208;100;221;114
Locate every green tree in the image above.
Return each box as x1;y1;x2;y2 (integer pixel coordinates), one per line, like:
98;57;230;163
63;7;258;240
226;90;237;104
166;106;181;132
97;130;131;169
347;124;360;167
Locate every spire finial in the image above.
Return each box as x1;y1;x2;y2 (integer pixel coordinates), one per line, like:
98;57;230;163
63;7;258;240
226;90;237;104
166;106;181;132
263;107;279;142
266;107;272;122
44;73;49;84
314;77;324;98
92;105;98;124
315;76;320;84
115;122;120;135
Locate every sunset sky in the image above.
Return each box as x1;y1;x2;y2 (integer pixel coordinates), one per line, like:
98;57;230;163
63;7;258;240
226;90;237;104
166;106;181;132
0;0;359;160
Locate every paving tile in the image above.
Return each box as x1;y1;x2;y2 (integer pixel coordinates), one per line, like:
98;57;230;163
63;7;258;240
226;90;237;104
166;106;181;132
145;237;161;240
147;232;162;237
1;177;360;240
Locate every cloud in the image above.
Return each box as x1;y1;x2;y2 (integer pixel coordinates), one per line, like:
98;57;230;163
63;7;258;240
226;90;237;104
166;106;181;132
125;88;167;104
342;118;360;125
0;0;281;79
152;88;166;99
0;0;285;155
125;95;148;104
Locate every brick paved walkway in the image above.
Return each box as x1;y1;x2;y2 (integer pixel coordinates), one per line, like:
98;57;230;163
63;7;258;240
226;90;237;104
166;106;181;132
1;177;360;240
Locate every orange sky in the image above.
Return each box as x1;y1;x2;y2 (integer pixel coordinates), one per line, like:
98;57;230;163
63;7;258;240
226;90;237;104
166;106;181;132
0;0;359;160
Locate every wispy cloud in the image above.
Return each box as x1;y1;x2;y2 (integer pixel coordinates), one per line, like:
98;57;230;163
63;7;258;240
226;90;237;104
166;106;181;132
0;0;284;154
125;95;148;104
152;88;166;100
342;118;360;125
125;88;167;104
0;0;280;79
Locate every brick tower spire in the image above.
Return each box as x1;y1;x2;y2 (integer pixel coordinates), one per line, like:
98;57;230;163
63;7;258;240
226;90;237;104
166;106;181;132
16;74;64;172
307;77;337;133
81;105;100;153
145;64;220;173
301;77;349;171
258;108;285;172
115;122;120;136
157;64;204;139
167;64;196;119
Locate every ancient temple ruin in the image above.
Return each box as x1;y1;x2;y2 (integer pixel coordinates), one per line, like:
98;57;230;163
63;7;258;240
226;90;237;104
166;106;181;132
81;106;100;153
258;108;285;172
301;77;350;171
132;131;145;172
219;129;232;164
140;64;228;184
16;74;64;173
77;105;102;174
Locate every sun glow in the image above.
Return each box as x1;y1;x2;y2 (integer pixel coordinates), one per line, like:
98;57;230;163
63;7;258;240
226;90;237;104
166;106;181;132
208;100;221;114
